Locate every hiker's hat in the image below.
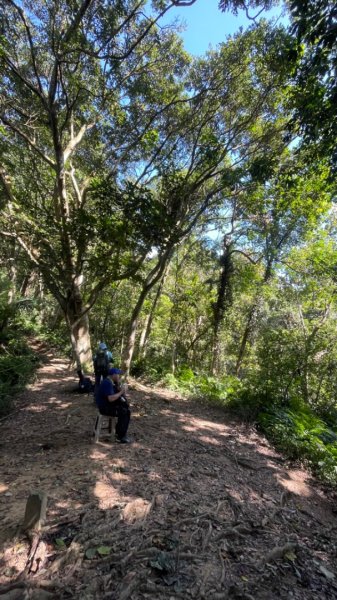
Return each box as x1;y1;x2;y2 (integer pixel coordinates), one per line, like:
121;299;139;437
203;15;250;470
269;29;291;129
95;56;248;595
108;367;123;375
99;342;107;350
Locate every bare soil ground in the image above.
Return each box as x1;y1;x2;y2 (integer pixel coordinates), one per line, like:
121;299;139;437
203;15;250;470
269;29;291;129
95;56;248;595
1;344;337;599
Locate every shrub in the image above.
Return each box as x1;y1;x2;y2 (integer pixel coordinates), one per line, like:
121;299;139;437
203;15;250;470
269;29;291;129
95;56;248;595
161;369;242;406
258;403;337;484
0;351;38;417
0;276;40;416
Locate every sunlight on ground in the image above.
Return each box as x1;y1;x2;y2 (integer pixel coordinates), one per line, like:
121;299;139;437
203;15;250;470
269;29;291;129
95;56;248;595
94;481;121;509
0;484;9;493
24;405;47;413
230;489;244;502
163;428;180;436
54;499;84;511
179;415;229;435
48;400;72;409
277;470;311;497
247;490;266;504
122;498;152;523
32;378;69;387
1;543;28;581
90;449;112;461
199;435;223;446
108;473;130;483
24;397;72;412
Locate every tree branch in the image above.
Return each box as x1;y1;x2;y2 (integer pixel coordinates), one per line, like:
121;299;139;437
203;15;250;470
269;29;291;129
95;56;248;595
7;0;46;100
0;116;56;169
63;123;95;163
231;249;261;264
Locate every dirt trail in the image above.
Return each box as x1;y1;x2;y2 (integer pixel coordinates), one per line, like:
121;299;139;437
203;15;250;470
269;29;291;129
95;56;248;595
1;347;337;599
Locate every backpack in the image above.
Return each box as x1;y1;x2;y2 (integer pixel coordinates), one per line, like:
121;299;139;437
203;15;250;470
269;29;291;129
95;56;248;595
95;349;110;373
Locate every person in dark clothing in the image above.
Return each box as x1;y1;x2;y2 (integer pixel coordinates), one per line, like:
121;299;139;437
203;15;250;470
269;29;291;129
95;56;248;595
93;342;113;386
77;369;94;393
95;367;131;443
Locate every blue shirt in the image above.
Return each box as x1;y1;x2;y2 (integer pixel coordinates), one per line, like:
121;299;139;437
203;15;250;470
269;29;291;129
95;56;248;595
96;377;117;412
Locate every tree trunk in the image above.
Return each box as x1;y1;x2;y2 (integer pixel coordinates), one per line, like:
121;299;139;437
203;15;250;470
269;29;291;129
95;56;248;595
139;271;167;359
171;342;176;374
300;356;309;404
64;283;92;370
120;331;125;359
122;286;150;378
235;265;272;376
138;314;150;355
122;250;172;377
7;239;17;304
20;273;32;297
235;305;256;376
51;304;64;330
211;237;233;375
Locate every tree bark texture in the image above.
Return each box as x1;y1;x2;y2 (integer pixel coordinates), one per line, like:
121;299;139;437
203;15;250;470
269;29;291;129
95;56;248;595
64;285;92;369
211;237;233;375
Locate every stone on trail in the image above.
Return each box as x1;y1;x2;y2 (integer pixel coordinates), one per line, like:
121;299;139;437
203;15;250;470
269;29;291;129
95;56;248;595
22;491;47;531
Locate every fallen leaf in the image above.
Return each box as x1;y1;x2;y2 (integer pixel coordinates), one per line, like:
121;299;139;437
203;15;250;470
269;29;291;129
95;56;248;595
285;551;297;562
85;547;97;560
319;565;335;580
97;546;112;556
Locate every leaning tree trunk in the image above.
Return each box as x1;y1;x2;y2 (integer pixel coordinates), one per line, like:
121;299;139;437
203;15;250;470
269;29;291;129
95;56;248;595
139;270;168;359
122;250;172;377
211;237;233;375
122;286;150;378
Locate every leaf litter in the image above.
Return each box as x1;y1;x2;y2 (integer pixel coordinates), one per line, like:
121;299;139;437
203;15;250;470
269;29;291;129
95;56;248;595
0;348;337;598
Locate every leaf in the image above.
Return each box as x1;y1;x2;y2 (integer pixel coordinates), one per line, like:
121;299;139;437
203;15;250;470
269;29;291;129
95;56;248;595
85;547;97;560
97;546;112;556
318;565;335;580
285;551;297;562
150;559;165;572
149;551;175;574
55;538;66;548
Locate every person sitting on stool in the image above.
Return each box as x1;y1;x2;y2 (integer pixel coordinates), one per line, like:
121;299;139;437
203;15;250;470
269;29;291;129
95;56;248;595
95;367;131;444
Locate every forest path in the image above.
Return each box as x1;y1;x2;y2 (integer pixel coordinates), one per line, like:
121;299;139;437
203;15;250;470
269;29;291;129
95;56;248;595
0;348;337;599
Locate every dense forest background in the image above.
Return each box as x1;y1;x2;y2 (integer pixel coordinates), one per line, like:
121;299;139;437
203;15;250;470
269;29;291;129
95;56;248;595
1;0;337;482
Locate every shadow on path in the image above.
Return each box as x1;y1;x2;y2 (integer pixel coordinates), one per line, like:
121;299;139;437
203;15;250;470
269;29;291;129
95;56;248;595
0;353;337;599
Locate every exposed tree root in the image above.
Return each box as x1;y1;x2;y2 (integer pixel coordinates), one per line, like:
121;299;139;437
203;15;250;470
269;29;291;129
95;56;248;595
257;542;298;568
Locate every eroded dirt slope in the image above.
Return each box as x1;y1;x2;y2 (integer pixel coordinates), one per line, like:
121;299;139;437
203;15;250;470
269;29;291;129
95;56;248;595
1;348;337;599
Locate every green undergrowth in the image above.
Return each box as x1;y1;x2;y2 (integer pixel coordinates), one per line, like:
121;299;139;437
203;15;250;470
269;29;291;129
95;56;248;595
162;368;242;404
0;342;39;417
157;367;337;485
0;282;41;416
258;403;337;484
